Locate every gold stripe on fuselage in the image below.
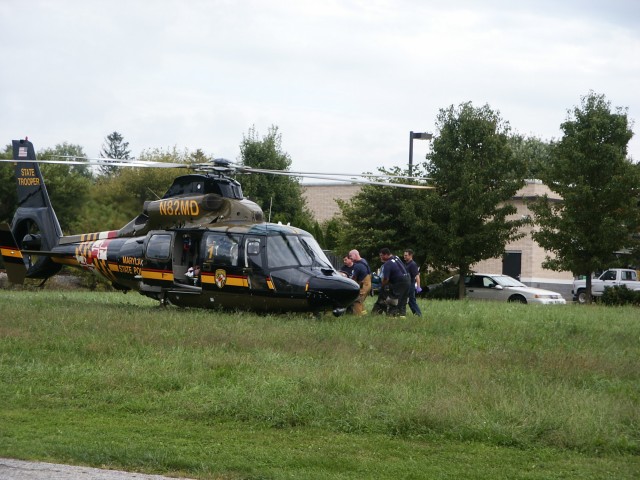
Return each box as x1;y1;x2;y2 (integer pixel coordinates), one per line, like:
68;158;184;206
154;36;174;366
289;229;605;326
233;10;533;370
201;274;249;287
141;269;174;281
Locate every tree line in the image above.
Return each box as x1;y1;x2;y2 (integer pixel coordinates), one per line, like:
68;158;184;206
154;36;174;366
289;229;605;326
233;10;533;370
1;92;638;301
336;92;639;301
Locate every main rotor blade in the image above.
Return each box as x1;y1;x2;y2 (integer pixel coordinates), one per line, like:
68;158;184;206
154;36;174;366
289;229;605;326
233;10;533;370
0;157;189;169
236;167;432;189
306;176;433;189
286;169;432;181
53;155;189;168
0;158;91;166
231;163;431;181
1;157;433;188
51;156;233;172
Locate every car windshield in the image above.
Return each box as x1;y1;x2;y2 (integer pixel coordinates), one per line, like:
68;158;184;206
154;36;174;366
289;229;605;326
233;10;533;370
493;275;526;287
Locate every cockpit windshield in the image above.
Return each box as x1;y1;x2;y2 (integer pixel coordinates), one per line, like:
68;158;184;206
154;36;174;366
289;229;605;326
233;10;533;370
300;235;334;269
267;233;333;270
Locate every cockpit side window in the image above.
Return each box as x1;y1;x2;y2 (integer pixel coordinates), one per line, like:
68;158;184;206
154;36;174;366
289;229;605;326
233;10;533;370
146;234;172;260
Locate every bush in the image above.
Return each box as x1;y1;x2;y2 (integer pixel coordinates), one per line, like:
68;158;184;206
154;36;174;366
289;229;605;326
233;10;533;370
424;283;458;299
600;285;640;306
424;276;459;300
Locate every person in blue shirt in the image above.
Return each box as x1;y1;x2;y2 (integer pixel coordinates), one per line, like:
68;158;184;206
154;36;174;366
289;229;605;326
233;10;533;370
377;247;411;317
403;249;422;316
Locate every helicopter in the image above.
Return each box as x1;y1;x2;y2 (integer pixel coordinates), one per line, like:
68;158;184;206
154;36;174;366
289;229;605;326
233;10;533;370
1;138;430;316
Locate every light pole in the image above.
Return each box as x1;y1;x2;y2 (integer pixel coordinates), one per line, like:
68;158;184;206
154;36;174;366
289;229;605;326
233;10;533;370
409;131;433;176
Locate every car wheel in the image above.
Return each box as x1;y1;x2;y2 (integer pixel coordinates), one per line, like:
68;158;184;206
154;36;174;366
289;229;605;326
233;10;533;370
508;295;527;304
576;289;587;304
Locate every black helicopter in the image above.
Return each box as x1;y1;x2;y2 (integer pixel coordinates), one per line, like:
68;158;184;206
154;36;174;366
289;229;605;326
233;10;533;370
1;138;429;316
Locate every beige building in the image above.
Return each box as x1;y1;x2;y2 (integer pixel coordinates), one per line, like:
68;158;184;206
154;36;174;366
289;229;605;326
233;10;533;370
471;180;574;297
301;184;362;223
302;180;574;298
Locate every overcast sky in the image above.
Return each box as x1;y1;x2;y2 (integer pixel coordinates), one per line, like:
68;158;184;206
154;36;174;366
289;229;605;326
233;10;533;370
1;0;638;177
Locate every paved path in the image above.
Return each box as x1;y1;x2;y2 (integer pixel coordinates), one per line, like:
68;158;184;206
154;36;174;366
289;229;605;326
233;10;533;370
0;458;194;480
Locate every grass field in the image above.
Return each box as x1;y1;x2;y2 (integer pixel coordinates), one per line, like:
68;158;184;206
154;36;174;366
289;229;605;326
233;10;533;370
1;290;639;479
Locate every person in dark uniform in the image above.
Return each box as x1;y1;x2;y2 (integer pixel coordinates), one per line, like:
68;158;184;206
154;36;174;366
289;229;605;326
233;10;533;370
403;249;422;316
338;255;356;314
377;247;411;317
339;255;354;278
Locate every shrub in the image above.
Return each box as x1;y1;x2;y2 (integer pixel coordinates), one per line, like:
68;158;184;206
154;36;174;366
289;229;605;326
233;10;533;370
600;285;640;306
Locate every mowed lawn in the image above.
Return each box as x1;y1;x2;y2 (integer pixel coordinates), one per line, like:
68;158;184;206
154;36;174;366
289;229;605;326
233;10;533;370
1;289;639;479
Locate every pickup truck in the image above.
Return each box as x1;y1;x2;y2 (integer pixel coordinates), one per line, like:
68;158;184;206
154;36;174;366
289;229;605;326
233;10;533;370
572;268;640;303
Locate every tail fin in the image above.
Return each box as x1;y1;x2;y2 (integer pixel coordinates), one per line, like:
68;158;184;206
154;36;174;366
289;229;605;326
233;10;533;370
10;139;63;279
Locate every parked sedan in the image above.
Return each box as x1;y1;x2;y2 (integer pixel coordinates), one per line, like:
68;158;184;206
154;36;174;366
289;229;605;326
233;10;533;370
435;273;566;305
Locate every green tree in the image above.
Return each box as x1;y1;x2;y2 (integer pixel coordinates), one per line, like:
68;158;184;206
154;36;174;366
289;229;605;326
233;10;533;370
99;131;132;176
36;143;93;232
322;217;344;252
529;92;640;303
0;144;16;223
422;102;527;298
337;165;431;270
43;142;93;178
72;146;190;233
238;126;313;229
189;148;211;164
509;134;552;179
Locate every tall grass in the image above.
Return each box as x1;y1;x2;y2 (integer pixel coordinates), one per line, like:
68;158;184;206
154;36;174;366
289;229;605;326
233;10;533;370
1;290;639;478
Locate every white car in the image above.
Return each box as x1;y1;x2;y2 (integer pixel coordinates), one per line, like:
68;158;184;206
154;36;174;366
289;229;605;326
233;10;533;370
443;273;566;305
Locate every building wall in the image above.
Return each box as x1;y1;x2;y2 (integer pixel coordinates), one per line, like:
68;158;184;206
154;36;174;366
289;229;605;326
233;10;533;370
301;181;575;298
301;183;362;223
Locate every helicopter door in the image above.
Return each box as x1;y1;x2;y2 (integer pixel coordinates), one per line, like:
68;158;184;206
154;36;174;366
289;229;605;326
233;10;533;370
244;237;271;291
200;232;242;290
173;231;202;286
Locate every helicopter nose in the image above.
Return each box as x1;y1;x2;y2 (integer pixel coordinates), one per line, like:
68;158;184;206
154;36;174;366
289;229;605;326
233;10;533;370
307;274;360;309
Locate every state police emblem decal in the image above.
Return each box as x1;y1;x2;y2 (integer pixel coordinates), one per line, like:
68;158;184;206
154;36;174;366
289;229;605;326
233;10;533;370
215;269;227;288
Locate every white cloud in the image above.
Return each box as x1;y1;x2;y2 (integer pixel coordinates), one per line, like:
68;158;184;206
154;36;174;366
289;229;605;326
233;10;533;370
0;0;638;174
